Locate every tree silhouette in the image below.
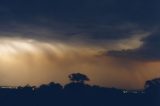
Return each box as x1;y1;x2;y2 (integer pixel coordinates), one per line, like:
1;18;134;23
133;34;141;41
145;78;160;95
145;78;160;89
0;77;159;106
68;73;90;83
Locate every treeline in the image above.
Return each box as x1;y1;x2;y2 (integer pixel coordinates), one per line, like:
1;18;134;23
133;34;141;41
0;73;159;106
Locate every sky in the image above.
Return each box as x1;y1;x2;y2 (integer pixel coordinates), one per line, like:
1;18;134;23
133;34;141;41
0;0;159;89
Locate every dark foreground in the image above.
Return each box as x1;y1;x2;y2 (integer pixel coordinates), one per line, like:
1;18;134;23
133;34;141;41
0;78;160;106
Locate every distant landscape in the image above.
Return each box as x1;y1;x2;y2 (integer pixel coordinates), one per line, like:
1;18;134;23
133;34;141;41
0;73;159;106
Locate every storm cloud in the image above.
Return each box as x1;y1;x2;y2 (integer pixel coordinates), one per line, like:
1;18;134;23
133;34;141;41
108;32;160;61
0;0;159;42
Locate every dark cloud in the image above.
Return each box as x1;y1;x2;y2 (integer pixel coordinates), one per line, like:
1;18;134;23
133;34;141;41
107;32;160;61
0;1;158;63
0;0;159;41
